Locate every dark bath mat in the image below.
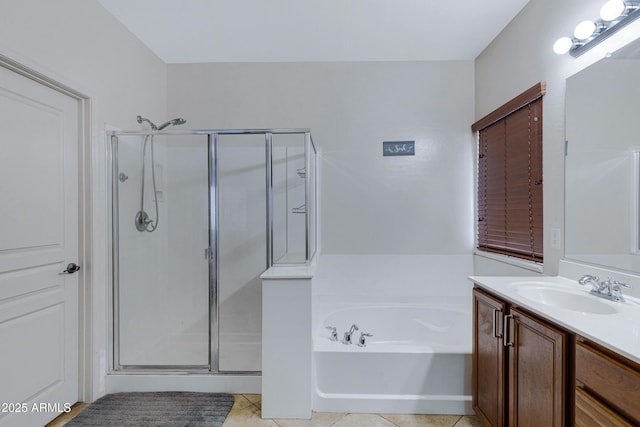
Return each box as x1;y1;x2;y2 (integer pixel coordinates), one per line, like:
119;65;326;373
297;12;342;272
64;392;235;427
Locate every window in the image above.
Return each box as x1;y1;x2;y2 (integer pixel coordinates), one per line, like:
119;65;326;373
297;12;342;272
472;83;545;263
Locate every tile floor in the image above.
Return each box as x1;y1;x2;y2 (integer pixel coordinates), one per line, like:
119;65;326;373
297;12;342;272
224;394;484;427
47;394;483;427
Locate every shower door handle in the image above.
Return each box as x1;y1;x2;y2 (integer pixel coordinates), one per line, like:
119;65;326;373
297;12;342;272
61;263;81;274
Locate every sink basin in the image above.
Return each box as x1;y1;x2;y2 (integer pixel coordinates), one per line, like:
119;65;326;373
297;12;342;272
512;284;618;314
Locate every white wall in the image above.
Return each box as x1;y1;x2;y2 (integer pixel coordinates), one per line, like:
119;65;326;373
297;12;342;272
0;0;168;400
167;61;476;255
474;0;640;275
314;254;474;298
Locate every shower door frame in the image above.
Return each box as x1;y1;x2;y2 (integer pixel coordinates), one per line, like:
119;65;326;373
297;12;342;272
108;128;316;374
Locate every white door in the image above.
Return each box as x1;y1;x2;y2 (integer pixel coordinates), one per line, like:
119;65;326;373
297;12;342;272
0;65;79;427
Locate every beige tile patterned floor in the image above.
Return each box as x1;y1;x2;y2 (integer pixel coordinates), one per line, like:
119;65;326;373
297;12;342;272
224;394;483;427
47;394;483;427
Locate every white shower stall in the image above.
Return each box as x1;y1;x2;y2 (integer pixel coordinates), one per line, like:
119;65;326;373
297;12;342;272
109;129;317;374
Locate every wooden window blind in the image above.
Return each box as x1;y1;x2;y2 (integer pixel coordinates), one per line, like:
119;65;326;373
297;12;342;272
473;83;545;263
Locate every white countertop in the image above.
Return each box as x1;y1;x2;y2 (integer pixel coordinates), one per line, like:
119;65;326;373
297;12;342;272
469;275;640;365
261;264;315;280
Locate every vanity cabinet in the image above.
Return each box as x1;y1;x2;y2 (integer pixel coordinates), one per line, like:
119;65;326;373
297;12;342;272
575;337;640;426
473;289;507;426
473;287;570;427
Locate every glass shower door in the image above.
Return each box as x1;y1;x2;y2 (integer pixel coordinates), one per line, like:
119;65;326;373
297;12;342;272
113;134;210;368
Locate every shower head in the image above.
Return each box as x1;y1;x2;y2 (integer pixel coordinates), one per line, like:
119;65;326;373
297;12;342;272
156;118;187;130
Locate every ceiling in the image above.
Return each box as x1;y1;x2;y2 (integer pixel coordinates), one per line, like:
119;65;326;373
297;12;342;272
98;0;530;63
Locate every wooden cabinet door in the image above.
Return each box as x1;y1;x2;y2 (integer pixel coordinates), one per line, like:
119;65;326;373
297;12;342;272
473;288;507;427
507;307;567;427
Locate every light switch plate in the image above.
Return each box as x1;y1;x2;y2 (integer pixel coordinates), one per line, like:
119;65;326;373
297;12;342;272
551;228;561;249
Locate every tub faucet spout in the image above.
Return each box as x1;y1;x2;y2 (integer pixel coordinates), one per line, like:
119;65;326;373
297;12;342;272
342;324;359;345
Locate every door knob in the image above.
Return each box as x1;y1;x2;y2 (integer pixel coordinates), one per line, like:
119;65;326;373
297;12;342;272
61;263;81;274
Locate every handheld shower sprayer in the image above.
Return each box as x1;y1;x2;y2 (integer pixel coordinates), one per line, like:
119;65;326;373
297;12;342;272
136;115;187;131
134;115;187;232
157;118;187;130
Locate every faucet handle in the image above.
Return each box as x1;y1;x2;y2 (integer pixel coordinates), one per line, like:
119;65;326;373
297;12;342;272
611;280;631;300
357;332;373;347
325;326;338;341
612;279;631;288
579;274;599;285
578;274;601;292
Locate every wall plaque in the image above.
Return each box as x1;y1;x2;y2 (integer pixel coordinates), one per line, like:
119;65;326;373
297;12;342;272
383;141;415;156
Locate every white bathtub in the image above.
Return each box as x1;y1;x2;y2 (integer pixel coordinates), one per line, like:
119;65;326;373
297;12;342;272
313;296;473;414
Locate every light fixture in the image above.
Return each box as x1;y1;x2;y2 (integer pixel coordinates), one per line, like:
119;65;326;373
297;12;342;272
553;1;640;57
600;0;625;20
574;20;597;40
553;37;574;54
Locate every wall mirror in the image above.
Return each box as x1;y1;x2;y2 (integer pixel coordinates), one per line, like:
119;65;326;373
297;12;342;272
565;36;640;273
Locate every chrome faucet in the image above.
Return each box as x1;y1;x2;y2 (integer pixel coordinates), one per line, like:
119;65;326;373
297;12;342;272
579;275;630;302
342;324;359;345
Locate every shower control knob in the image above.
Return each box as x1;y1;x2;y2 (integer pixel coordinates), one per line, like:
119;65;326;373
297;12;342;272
61;263;81;274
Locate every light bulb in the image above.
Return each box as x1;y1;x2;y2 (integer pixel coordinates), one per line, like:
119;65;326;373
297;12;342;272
553;37;574;54
600;0;625;21
574;20;597;40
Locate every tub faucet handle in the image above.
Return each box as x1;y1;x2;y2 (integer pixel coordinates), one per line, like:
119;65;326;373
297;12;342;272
357;332;373;347
325;326;338;342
